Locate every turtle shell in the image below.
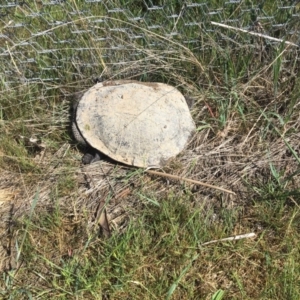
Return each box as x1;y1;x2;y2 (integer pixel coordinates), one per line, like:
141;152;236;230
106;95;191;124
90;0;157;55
76;80;195;168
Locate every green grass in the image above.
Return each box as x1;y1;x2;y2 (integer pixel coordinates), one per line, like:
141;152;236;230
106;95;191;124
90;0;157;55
2;196;300;299
1;0;300;299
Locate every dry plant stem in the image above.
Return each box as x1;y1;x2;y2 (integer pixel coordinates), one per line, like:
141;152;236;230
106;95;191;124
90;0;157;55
95;196;110;237
6;42;22;75
146;170;236;195
211;21;299;47
201;232;256;246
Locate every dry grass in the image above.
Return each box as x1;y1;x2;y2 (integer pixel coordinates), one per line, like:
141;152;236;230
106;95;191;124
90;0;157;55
1;1;300;299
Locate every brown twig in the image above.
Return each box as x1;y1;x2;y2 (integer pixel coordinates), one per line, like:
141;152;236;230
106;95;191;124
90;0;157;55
211;21;299;47
146;170;236;195
201;232;256;246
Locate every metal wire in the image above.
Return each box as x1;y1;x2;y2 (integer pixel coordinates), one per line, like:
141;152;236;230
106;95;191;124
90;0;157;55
0;0;299;88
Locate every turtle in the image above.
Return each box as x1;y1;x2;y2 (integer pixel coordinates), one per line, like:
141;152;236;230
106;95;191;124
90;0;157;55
72;80;196;168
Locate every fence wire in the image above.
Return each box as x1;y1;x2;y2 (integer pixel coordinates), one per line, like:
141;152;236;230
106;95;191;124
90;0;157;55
0;0;299;90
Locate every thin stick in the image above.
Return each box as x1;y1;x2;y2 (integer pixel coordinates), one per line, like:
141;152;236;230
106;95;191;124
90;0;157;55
211;21;298;47
146;170;236;195
201;232;256;246
6;41;22;75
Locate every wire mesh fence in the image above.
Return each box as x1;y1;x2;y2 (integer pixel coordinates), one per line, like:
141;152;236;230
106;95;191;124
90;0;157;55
0;0;299;92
